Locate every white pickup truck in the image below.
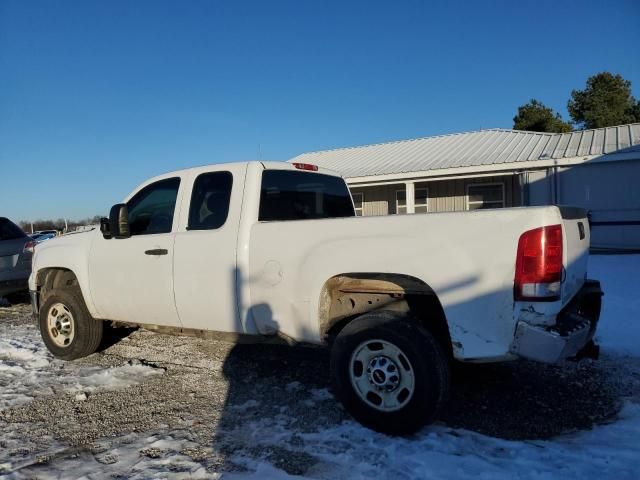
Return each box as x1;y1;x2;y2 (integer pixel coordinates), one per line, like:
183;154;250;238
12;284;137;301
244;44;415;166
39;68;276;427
29;161;602;433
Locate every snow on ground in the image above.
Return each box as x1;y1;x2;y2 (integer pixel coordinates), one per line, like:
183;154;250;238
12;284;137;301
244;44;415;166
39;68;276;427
0;319;164;410
230;403;640;480
1;254;639;479
590;254;640;357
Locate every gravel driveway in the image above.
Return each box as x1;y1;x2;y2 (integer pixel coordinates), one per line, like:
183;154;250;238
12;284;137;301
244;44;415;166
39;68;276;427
1;300;637;478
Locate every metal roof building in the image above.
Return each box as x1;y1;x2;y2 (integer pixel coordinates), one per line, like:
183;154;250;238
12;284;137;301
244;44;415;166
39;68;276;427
291;123;640;250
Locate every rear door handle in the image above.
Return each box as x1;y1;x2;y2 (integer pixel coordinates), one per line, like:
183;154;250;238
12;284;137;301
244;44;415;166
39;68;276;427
145;248;168;256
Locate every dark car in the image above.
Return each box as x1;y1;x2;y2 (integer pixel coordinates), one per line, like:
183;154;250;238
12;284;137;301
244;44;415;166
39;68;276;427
0;217;33;301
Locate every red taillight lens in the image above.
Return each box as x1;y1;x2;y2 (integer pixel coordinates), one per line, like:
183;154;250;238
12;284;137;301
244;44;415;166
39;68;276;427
24;240;36;254
292;163;319;171
514;224;563;301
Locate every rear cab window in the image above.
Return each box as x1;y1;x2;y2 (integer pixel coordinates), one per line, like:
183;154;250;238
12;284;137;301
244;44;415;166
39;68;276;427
259;170;355;221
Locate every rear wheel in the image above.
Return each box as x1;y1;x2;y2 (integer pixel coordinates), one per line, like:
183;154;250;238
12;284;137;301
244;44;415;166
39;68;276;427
330;311;450;434
39;287;103;360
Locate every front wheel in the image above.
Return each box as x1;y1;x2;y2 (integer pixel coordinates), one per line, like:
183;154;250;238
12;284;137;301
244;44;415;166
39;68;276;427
39;287;103;360
330;311;450;434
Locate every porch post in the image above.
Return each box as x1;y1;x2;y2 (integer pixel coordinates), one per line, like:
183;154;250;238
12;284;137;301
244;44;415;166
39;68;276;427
405;181;415;214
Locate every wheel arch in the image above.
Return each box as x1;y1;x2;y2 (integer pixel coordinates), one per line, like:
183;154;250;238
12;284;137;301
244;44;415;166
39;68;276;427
318;273;453;357
36;267;79;293
35;267;98;317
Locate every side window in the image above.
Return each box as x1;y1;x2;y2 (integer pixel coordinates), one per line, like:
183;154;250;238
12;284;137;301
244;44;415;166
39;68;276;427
415;187;429;213
127;177;181;236
187;171;233;230
467;183;505;210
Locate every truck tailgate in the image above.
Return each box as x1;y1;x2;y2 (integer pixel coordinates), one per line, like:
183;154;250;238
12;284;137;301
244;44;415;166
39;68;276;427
559;207;590;305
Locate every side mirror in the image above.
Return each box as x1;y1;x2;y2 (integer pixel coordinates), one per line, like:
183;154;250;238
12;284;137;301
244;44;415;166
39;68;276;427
108;203;131;239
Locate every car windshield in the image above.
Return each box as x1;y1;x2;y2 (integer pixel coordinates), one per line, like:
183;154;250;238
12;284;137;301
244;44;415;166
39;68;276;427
0;218;26;241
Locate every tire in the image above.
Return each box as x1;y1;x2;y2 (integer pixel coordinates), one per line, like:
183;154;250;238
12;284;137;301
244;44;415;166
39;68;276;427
39;286;103;360
330;311;450;435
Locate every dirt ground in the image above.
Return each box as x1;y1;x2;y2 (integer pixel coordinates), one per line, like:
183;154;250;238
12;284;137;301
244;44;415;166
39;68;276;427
1;300;638;477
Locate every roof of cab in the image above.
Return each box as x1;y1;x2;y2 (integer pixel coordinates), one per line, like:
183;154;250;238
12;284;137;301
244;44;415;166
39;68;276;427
130;161;344;192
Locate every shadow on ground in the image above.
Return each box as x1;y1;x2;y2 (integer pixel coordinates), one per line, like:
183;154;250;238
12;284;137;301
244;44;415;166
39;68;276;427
443;359;620;439
216;341;621;442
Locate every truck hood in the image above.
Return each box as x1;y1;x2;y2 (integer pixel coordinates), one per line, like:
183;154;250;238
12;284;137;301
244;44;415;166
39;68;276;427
32;229;96;270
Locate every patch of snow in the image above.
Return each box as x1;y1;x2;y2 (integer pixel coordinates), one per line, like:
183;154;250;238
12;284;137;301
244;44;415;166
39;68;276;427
589;254;640;357
64;363;165;394
226;460;307;479
222;400;640;480
308;388;333;402
229;399;261;411
0;321;164;410
1;432;221;480
303;389;333;407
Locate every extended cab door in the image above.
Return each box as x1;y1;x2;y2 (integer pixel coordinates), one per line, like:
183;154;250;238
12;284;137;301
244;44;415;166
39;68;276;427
172;163;246;332
89;176;183;326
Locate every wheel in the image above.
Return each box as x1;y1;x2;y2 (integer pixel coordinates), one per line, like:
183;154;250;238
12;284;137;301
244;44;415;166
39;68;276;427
39;286;103;360
330;311;450;435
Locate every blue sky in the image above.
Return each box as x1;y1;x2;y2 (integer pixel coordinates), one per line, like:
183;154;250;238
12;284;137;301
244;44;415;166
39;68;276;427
1;0;639;221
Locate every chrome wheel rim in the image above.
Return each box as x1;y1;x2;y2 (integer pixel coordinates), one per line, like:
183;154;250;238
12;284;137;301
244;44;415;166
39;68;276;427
349;339;415;412
47;302;75;348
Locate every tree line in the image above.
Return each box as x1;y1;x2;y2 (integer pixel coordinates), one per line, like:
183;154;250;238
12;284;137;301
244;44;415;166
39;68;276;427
513;72;640;133
19;215;103;234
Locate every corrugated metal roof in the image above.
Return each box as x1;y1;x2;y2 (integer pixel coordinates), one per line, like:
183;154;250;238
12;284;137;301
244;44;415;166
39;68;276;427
289;123;640;180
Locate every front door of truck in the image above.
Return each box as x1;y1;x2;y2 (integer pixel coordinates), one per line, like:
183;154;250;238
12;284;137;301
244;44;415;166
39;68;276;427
172;164;245;333
89;176;183;326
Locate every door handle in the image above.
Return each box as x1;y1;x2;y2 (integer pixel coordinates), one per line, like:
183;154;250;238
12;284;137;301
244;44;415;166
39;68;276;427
145;248;168;256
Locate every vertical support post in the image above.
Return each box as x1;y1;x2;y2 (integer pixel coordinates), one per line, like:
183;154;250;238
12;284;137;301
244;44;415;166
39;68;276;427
405;182;415;214
519;172;528;206
552;167;556;204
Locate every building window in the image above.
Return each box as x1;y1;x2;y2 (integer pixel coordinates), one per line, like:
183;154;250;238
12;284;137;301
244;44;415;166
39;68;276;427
467;183;505;210
352;192;364;216
415;187;428;213
396;190;406;214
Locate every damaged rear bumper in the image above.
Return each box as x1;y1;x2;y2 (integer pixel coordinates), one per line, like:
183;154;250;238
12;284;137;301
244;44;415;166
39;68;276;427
510;280;603;363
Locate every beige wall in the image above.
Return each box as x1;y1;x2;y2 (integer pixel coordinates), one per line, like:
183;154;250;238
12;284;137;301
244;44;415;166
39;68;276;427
350;174;521;216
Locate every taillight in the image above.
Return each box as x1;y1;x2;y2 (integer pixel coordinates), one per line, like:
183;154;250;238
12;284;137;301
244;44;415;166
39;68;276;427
292;163;319;171
23;240;36;254
514;224;563;301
